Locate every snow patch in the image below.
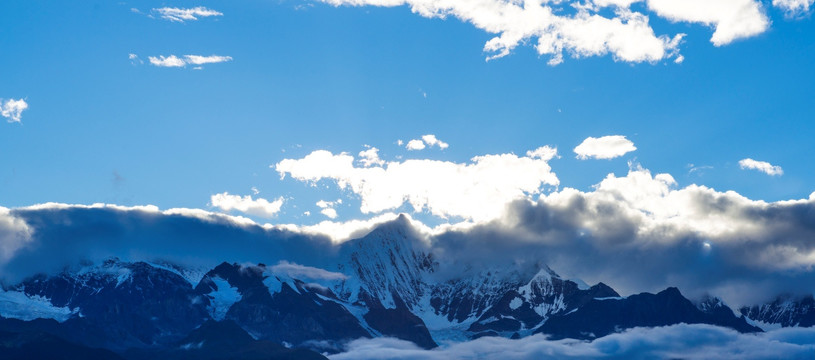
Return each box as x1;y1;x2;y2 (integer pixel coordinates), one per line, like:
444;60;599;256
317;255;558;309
509;297;523;310
206;277;242;321
0;290;77;322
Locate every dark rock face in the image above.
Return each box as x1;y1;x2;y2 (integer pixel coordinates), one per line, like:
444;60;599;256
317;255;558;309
740;295;815;327
124;320;329;360
195;262;371;347
14;259;209;348
537;287;762;340
0;329;125;360
359;290;438;349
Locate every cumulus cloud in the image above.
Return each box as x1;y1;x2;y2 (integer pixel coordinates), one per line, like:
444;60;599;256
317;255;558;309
210;192;285;218
147;55;232;68
644;0;769;46
1;98;28;123
152;7;223;22
321;0;687;64
739;158;784;176
573;135;636;159
275;146;559;221
359;146;385;167
330;325;815;360
421;134;449;149
405;139;426;151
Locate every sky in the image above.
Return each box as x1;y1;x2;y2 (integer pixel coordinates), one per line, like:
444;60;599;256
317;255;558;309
2;0;815;303
2;0;815;227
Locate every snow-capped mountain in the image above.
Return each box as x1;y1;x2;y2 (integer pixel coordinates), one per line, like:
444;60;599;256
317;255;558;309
0;216;785;358
740;294;815;328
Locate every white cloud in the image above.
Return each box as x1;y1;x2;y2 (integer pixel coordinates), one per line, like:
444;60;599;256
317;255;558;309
1;98;28;123
321;0;685;64
152;7;223;22
147;54;232;68
210;192;285;218
574;135;636;159
319;0;790;63
421;134;449;149
644;0;769;46
317;199;342;219
739;158;783;176
330;325;815;360
405;139;426;151
128;53;144;65
405;134;449;151
359;147;385;167
148;55;186;67
321;208;339;219
275;146;559;221
773;0;814;16
183;55;234;65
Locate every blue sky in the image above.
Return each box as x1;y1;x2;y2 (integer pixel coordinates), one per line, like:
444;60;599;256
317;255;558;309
2;0;815;227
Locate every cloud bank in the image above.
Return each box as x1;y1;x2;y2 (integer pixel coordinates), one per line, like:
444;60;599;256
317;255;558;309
330;325;815;360
430;165;815;304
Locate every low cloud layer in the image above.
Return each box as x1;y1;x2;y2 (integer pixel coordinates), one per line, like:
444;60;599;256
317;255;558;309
0;207;33;264
275;146;559;221
0;204;349;284
330;325;815;360
1;98;28;123
573;135;636;160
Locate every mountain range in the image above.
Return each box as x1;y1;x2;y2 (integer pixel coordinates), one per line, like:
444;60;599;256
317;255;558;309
1;215;810;359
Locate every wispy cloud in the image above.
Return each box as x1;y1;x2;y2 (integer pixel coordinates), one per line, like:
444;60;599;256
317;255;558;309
210;193;285;218
146;54;233;68
182;55;233;65
152;7;223;22
739;158;784;176
773;0;814;17
574;135;636;160
1;98;28;123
